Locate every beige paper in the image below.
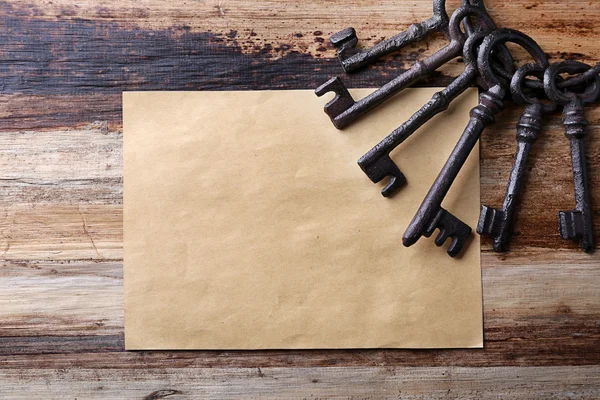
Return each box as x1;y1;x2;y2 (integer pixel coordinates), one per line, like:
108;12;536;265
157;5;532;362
124;88;481;350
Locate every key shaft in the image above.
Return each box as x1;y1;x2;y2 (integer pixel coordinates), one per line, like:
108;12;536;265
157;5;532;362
358;64;478;197
544;61;599;253
316;5;493;129
332;0;450;73
403;85;505;256
560;98;595;252
335;15;447;73
316;39;463;129
477;103;544;251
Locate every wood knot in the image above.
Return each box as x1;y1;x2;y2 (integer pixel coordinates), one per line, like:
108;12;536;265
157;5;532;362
144;390;182;400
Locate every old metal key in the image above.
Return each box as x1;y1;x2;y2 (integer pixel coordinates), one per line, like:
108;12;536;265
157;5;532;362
403;29;549;257
544;61;600;253
357;30;512;197
331;0;450;73
477;64;556;252
332;0;499;73
315;5;495;130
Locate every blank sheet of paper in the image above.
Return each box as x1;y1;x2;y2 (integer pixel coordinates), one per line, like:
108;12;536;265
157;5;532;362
123;88;482;349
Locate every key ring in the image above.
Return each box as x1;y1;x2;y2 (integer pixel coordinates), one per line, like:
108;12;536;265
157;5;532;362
511;63;557;113
544;61;600;105
447;5;498;44
463;0;515;78
477;28;550;91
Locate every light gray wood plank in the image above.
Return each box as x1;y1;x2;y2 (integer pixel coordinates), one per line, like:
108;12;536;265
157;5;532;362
0;366;599;399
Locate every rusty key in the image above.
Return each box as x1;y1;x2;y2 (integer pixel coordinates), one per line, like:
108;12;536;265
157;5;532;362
402;84;505;256
357;30;512;197
544;61;600;253
315;5;495;130
403;29;549;257
477;64;556;252
331;0;451;73
332;0;500;73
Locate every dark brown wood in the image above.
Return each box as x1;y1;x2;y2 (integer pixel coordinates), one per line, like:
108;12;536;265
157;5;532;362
1;0;599;397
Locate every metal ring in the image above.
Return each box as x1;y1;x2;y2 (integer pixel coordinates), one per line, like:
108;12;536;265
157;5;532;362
477;28;549;89
448;6;515;85
510;63;556;113
463;31;513;91
461;0;476;36
544;61;600;105
463;31;490;67
460;0;515;80
519;62;600;91
556;62;600;89
447;5;497;42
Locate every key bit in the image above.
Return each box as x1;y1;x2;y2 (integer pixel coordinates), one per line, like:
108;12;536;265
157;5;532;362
544;61;600;253
424;208;472;257
559;210;587;241
359;153;407;197
477;205;503;236
330;28;359;63
315;77;356;129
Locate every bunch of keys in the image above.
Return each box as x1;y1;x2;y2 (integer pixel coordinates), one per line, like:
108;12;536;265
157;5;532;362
315;1;600;257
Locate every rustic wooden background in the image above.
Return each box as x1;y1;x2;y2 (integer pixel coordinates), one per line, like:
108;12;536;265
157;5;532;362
1;0;599;398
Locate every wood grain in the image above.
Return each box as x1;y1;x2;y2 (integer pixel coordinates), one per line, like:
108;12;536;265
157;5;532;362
1;366;600;399
1;0;599;397
1;254;598;366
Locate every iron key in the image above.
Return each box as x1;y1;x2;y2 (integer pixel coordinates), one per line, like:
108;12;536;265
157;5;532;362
332;0;502;73
544;61;600;253
315;6;494;130
477;64;555;252
331;0;450;73
402;85;505;256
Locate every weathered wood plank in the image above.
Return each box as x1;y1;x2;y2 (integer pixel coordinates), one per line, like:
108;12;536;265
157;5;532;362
2;116;599;252
1;176;597;258
0;366;598;399
0;252;598;365
0;205;122;260
2;0;599;62
1;0;599;394
0;129;122;204
0;8;428;96
0;94;123;132
0;260;122;338
1;339;599;369
1;0;598;99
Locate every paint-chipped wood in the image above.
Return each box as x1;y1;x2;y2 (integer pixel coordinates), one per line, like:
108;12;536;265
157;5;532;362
1;0;599;397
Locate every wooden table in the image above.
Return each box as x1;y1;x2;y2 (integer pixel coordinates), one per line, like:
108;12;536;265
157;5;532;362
1;0;599;398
